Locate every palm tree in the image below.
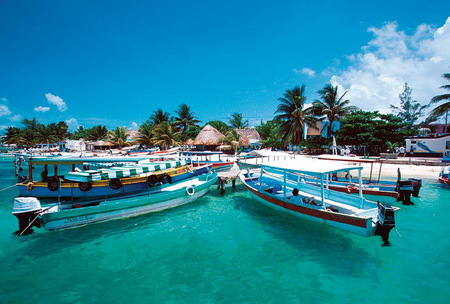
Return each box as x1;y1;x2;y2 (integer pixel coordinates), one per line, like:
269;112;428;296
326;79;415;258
109;127;130;149
85;125;109;141
229;113;249;129
428;73;450;133
136;123;154;148
173;104;201;139
37;125;58;146
3;126;23;146
207;120;230;134
149;109;171;126
274;85;316;146
151;121;181;149
221;129;241;154
312;84;358;138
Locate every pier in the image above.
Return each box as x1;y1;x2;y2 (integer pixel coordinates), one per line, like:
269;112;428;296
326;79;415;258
217;171;241;194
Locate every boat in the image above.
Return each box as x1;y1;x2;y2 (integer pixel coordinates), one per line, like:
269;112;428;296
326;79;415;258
16;156;211;200
438;166;450;187
315;154;421;202
239;160;398;244
180;151;235;172
12;170;218;233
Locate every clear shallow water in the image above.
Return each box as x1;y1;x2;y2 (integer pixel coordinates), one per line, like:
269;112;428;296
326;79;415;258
0;157;449;304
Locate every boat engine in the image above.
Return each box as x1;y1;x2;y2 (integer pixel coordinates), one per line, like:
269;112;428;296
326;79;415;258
396;180;414;205
12;197;42;235
409;178;422;197
375;202;396;245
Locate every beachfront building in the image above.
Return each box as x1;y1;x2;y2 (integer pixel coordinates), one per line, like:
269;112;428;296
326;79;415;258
405;134;450;157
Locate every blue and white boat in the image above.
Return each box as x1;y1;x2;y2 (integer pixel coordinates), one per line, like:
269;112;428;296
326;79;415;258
13;170;218;233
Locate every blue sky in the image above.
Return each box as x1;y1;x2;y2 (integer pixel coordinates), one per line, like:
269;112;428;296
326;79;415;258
1;0;449;131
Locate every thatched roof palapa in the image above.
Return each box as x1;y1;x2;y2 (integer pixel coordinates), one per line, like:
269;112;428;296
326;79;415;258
193;124;226;145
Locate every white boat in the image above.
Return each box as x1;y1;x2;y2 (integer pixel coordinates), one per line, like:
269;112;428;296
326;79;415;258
12;170;218;233
239;160;398;244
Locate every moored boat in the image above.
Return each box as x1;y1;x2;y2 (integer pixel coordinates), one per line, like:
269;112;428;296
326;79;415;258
438;166;450;187
16;156;211;200
12;170;218;233
239;160;399;244
180;151;235;172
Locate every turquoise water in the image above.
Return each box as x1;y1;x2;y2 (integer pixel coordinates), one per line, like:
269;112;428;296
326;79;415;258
0;156;449;304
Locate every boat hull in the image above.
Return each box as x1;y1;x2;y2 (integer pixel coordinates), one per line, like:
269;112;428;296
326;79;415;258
39;172;218;231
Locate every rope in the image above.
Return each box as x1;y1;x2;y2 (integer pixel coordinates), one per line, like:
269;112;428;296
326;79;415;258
19;203;58;236
0;184;17;192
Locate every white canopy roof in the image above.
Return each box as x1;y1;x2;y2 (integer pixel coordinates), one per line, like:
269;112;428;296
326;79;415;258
261;159;363;175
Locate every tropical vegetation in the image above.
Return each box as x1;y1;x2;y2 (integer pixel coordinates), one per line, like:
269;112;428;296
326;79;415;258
2;74;449;155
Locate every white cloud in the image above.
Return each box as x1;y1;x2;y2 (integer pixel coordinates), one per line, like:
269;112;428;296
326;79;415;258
293;67;316;77
330;17;450;114
65;118;79;130
0;104;12;116
130;122;138;129
0;125;8;130
9;114;22;122
45;93;67;112
34;106;50;113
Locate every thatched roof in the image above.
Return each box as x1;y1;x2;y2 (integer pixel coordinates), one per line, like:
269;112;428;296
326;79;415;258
193;124;226;145
236;128;261;144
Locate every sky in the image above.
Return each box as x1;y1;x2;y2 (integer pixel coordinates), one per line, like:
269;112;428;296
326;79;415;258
1;0;449;131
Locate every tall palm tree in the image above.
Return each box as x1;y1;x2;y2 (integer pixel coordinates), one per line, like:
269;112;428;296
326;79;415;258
109;127;130;149
3;126;23;146
136;123;154;148
149;109;171;126
274;85;316;146
428;73;450;133
85;125;109;141
37;125;58;146
173;104;201;139
151;121;181;149
207;120;230;134
229;113;249;129
221;129;241;154
312;84;358;138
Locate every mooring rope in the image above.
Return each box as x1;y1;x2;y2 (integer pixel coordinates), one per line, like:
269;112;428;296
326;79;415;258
19;203;58;236
0;184;16;192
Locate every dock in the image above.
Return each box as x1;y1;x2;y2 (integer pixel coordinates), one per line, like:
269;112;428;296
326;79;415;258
217;171;241;194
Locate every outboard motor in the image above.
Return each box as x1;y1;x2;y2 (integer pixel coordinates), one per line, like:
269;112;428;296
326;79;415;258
409;178;422;197
12;197;42;235
396;180;414;205
375;202;396;246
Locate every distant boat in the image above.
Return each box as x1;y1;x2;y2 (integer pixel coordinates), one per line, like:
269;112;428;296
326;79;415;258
439;166;450;187
180;151;235;172
315;155;421;202
16;156;211;200
13;170;218;233
239;160;398;244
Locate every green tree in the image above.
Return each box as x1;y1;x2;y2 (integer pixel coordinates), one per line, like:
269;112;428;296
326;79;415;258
70;126;86;140
109;127;130;149
312;84;358;138
390;82;428;132
206;120;229;134
221;129;241;154
335;110;409;155
148;109;171;126
173;104;201;140
428;73;450;133
3;126;23;146
274;85;317;146
85;125;109;141
255;120;283;149
37;124;58;146
136;123;154;148
151;121;181;149
228;113;249;129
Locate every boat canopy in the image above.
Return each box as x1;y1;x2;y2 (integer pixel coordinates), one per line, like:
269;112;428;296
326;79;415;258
26;156;151;166
261;159;363;176
64;160;187;182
